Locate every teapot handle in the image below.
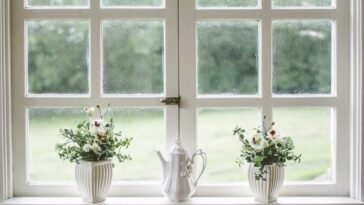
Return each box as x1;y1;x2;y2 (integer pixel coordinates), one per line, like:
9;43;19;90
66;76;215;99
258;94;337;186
191;149;207;186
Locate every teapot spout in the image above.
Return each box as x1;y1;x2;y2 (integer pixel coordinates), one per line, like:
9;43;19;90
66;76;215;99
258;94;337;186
155;150;168;178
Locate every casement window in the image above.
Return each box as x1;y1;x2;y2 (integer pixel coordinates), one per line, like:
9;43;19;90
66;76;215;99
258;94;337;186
9;0;351;197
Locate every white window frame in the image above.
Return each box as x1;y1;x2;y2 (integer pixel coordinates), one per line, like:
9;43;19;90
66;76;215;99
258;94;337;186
10;0;179;197
0;0;363;200
180;0;350;196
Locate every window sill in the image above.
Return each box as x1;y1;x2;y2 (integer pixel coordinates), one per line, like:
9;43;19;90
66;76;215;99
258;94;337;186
0;197;362;205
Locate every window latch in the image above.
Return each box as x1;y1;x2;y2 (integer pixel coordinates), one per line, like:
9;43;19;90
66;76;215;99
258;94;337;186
160;96;180;105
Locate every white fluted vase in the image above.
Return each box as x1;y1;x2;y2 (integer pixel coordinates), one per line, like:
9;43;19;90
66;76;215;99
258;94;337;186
248;164;284;203
75;160;113;203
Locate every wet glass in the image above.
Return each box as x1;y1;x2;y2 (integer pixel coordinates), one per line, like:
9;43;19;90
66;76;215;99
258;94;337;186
103;21;164;95
273;107;332;182
27;21;89;94
197;0;258;8
26;0;89;8
272;0;333;8
273;21;332;95
197;21;259;95
197;108;259;182
102;0;163;7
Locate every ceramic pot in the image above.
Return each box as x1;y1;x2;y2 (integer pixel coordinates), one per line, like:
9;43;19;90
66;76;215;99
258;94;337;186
75;160;113;203
248;164;284;203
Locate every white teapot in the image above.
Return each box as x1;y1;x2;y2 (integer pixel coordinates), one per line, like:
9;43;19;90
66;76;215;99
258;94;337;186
156;139;207;202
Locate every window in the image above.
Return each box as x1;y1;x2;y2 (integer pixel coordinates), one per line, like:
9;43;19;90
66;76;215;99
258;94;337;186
11;0;350;196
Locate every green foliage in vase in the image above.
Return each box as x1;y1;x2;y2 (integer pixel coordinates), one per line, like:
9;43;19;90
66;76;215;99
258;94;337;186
55;104;132;163
234;116;301;180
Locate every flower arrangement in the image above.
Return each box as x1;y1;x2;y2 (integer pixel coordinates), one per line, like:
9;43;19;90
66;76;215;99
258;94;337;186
56;104;132;163
234;116;301;180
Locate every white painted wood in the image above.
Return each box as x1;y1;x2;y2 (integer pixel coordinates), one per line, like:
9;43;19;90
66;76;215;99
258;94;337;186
0;197;362;205
349;0;364;201
9;0;356;198
11;0;179;197
179;0;197;155
0;0;13;201
179;0;350;197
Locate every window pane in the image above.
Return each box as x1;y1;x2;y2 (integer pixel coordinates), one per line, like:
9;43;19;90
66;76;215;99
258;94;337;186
26;0;89;7
103;21;164;95
197;21;258;95
109;108;165;181
102;0;163;7
197;108;259;182
273;107;332;182
273;21;332;95
272;0;332;7
29;108;165;181
27;21;89;94
197;0;258;8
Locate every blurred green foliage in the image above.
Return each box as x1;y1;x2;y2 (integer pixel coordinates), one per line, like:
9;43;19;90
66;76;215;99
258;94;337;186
198;21;258;95
103;21;164;94
27;21;89;94
27;0;88;7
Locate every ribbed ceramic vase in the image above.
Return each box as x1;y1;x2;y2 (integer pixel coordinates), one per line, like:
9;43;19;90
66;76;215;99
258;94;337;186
75;160;113;203
248;164;284;203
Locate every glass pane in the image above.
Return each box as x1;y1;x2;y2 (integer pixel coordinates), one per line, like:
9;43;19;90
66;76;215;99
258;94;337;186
102;0;163;7
29;108;165;181
197;21;258;95
273;107;332;182
109;108;165;181
197;108;259;182
27;21;89;94
103;21;164;95
273;21;332;95
197;0;258;8
26;0;89;7
272;0;332;7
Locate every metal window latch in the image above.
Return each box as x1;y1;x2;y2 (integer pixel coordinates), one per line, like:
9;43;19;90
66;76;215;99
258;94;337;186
160;96;180;105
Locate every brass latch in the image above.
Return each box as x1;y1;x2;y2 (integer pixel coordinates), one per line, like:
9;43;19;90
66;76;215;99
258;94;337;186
160;96;180;105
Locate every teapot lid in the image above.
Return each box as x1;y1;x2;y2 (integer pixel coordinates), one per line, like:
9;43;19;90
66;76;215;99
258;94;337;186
170;138;187;155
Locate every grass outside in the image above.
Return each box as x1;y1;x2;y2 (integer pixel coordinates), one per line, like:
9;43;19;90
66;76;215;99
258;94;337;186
29;107;331;183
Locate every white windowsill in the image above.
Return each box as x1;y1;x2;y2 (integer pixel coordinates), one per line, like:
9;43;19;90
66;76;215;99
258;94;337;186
0;197;363;205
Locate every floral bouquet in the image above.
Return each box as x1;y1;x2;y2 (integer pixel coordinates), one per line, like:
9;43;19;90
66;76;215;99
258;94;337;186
56;104;132;163
233;116;301;180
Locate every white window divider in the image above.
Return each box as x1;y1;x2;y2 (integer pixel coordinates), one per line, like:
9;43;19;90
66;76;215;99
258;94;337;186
0;0;12;202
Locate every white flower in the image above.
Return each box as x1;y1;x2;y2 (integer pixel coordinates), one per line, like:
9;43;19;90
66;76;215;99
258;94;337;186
84;107;96;116
91;143;101;153
251;133;262;145
82;144;92;152
66;142;79;148
92;118;103;127
90;125;105;137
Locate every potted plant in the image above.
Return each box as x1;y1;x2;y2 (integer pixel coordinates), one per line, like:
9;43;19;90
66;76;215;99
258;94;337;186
233;116;301;203
56;104;132;203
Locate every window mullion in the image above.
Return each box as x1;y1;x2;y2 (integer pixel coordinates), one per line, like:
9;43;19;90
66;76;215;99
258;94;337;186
90;0;101;99
261;0;273;123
